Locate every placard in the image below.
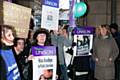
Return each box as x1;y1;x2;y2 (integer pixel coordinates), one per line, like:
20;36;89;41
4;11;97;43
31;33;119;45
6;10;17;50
73;27;94;56
41;0;59;31
0;1;31;38
32;46;57;80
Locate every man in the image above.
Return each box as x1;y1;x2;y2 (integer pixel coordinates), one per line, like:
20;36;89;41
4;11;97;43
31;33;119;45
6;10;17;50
110;23;120;80
51;25;72;80
12;38;26;80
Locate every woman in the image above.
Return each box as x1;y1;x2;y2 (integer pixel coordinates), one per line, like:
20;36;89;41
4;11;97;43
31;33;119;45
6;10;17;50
33;28;51;46
0;25;21;80
92;24;119;80
26;28;51;80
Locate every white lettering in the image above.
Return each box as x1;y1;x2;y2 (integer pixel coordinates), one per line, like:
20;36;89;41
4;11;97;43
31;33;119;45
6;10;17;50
45;0;57;7
13;73;20;80
36;50;54;55
13;68;18;74
8;63;17;72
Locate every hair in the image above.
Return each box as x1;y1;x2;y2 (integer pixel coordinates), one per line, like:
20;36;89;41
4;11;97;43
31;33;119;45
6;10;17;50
95;27;100;37
47;69;53;72
0;24;16;39
62;25;69;33
33;28;51;46
109;23;118;31
98;24;111;37
14;38;25;47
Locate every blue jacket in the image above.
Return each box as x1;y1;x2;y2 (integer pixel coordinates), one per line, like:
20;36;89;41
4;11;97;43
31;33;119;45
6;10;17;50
0;49;21;80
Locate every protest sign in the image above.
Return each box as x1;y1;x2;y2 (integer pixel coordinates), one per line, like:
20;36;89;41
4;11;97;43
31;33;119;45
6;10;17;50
32;46;57;80
0;1;31;38
41;0;59;31
73;27;94;56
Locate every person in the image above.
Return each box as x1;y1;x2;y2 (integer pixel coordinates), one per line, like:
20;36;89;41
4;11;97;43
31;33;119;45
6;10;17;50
51;25;72;80
12;38;26;80
39;69;53;80
26;28;51;80
92;24;119;80
109;23;120;80
39;75;47;80
0;25;21;80
89;27;100;80
32;28;51;46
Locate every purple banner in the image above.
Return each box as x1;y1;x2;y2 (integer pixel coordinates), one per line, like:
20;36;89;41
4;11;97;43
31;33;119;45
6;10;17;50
32;46;56;56
69;0;76;27
73;27;94;35
43;0;59;8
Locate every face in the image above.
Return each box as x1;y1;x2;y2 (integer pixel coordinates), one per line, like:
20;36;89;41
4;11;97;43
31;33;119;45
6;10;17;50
43;70;52;78
37;33;46;45
3;29;14;43
100;27;107;36
111;28;116;33
39;75;47;80
16;39;25;52
62;29;67;34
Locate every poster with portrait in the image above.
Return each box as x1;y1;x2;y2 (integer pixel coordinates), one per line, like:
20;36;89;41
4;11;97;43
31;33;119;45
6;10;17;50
73;27;94;56
32;46;57;80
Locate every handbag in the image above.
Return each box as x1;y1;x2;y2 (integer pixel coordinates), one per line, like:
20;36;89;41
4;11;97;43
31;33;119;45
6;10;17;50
67;53;74;79
66;42;76;79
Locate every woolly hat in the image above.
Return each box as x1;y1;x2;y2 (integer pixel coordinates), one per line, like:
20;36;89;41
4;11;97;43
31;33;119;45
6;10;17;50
110;23;118;30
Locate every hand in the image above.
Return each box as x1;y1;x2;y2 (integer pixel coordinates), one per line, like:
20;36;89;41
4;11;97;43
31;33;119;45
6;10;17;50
56;75;58;79
27;55;34;61
109;58;112;61
53;30;59;35
95;58;99;62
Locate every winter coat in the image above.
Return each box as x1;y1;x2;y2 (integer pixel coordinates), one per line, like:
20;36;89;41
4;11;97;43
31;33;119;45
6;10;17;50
51;34;72;65
92;35;119;80
0;44;21;80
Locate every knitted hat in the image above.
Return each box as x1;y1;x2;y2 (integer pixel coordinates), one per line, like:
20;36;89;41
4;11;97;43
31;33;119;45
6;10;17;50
110;23;118;30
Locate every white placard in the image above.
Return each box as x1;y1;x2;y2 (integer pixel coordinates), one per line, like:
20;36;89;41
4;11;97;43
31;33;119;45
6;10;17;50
41;5;59;31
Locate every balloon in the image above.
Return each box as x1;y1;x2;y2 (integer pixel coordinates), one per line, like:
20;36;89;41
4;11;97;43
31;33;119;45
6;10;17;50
74;2;87;18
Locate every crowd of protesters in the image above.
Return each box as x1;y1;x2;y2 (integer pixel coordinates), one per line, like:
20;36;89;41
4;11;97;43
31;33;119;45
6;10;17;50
0;23;120;80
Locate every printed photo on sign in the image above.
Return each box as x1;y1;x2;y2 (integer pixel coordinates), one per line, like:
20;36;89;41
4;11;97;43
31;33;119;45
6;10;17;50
73;27;94;56
32;46;57;80
76;35;90;56
39;69;53;80
41;5;59;31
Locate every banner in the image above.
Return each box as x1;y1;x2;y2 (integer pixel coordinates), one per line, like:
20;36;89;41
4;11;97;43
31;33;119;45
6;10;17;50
43;0;59;8
41;0;59;31
0;1;31;38
73;27;94;56
32;46;57;80
69;0;76;27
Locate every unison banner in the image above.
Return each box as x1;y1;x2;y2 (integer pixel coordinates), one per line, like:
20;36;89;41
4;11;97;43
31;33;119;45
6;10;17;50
72;27;94;56
32;46;57;80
